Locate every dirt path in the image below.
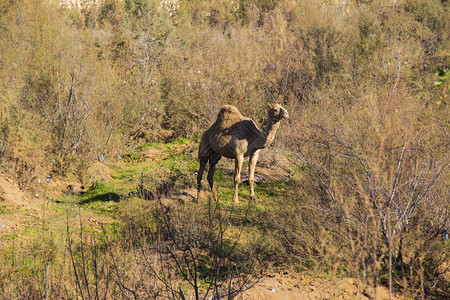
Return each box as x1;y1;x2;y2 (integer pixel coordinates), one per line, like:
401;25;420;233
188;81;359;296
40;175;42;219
242;274;402;300
0;175;30;207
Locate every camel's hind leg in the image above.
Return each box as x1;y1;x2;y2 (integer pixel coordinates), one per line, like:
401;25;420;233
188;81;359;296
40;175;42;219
197;132;212;203
196;157;208;202
207;152;221;201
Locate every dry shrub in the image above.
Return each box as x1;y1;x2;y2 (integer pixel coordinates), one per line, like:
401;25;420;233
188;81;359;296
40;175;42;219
279;1;449;296
120;196;260;299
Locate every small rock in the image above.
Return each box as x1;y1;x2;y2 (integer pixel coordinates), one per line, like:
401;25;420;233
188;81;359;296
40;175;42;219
242;176;263;186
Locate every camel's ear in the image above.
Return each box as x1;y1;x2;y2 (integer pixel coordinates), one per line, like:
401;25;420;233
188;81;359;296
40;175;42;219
268;103;273;109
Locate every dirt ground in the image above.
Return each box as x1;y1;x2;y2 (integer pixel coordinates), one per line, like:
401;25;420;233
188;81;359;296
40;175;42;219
0;175;32;207
0;175;39;246
241;273;403;300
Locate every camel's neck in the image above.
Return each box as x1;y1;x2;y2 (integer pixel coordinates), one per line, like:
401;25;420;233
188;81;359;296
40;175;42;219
260;115;280;149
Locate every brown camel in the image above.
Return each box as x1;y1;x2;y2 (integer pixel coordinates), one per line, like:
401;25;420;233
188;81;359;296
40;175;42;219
197;104;289;204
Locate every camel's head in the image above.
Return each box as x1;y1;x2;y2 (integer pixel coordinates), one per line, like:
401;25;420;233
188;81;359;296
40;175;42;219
268;104;289;122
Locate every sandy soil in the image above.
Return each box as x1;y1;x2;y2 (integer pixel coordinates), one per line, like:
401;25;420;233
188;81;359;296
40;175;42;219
0;175;40;247
0;175;31;207
242;273;403;300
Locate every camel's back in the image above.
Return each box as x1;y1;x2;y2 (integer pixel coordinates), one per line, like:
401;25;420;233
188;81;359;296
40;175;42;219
214;105;243;129
208;105;263;158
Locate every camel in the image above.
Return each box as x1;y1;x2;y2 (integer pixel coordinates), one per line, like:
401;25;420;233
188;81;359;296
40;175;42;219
197;104;289;204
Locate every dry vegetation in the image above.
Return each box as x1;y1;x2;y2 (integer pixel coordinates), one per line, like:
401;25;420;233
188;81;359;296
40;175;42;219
0;0;449;299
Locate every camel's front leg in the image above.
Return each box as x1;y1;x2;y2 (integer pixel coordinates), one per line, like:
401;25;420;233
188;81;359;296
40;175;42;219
233;155;244;205
248;150;260;202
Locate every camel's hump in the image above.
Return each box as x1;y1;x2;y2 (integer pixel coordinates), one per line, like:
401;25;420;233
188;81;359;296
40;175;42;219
214;105;243;127
219;105;241;115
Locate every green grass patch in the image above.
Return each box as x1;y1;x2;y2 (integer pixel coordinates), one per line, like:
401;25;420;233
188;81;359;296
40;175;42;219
99;137;199;202
94;203;121;215
0;205;13;214
160;152;197;171
3;233;18;240
79;182;122;215
138;136;193;152
109;137;197;195
21;225;42;237
81;181;120;198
